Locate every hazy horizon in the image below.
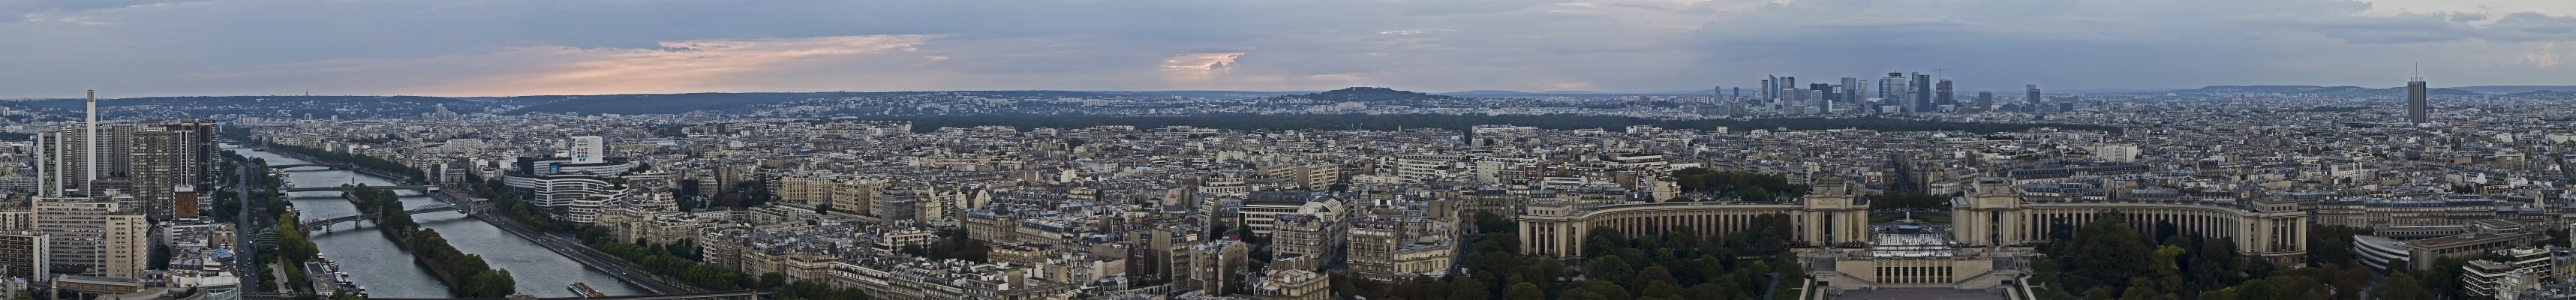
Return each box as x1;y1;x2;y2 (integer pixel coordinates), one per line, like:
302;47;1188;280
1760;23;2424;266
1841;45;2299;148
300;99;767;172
6;84;2569;100
6;0;2574;98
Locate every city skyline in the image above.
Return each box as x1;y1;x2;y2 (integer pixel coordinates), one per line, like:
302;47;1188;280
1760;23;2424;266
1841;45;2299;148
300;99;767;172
4;0;2574;98
14;1;2576;299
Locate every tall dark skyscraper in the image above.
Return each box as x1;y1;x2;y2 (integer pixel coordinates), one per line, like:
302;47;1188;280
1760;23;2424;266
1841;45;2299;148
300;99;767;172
1811;83;1836;102
1760;78;1772;99
2406;78;2427;124
1913;74;1931;112
1840;77;1861;104
1934;80;1955;112
1976;91;1994;112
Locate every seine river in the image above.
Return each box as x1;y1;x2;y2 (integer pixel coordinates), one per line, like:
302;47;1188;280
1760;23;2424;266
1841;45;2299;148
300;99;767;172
229;146;644;297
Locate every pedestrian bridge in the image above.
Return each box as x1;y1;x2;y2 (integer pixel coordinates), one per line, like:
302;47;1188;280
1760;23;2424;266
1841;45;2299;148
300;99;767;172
263;163;352;170
251;203;470;243
299;203;465;230
361;290;773;300
282;185;437;193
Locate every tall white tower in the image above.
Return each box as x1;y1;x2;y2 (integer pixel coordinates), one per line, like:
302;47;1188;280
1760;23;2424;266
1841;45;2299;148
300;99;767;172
83;89;97;196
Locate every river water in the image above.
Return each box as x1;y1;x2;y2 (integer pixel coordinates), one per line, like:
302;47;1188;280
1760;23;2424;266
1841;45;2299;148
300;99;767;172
228;146;644;297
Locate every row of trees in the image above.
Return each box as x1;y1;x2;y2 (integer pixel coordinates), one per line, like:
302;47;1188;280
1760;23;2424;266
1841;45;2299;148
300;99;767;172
271;212;318;294
233;155;305;294
353;185;519;297
590;237;752;290
206;152;254;224
239;156;296;225
579;226;868;298
260;142;427;183
211;151;299;224
1670;167;1808;202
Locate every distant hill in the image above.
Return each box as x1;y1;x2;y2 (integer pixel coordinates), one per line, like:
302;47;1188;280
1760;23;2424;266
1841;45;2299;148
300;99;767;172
1437;90;1546;96
501;91;1120;115
2174;86;2478;96
1084;91;1312;100
2052;88;2187;94
500;92;825;115
14;95;465;110
2446;86;2576;94
1436;89;1717;97
1278;87;1455;102
2508;90;2576;98
2184;86;2374;94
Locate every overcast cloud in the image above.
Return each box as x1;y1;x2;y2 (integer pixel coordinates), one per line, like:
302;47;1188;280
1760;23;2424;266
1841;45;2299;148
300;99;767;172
2;0;2571;98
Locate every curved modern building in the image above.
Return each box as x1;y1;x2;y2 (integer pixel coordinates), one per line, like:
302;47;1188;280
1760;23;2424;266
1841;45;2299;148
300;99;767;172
501;137;635;224
500;172;624;223
1516;177;1870;257
1952;178;2311;262
1516;176;2313;290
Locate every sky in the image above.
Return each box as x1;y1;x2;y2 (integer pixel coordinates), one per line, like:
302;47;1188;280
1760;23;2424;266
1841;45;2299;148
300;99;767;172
3;0;2574;98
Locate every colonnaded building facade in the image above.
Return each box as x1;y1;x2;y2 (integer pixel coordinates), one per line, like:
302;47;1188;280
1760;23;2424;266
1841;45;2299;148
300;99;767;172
1516;177;2311;292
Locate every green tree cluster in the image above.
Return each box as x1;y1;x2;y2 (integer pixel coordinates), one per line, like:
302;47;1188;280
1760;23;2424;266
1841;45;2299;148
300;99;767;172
2029;211;2400;300
645;124;692;138
776;280;871;299
2414;255;2491;298
272;212;318;292
1354;212;1802;300
2302;225;2371;267
591;236;749;290
714;179;773;208
898;228;991;262
237;156;296;224
582;228;865;298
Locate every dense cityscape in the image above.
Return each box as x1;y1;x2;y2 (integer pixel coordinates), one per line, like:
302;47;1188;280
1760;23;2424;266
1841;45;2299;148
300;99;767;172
13;0;2576;299
0;72;2568;300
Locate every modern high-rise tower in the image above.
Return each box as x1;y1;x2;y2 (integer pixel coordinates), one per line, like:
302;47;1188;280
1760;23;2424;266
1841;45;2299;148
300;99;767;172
1840;77;1861;104
1777;76;1796;102
35;121;215;220
1879;73;1910;101
1934;80;1955;112
1760;78;1772;100
2025;85;2042;104
34;197;147;278
1975;91;1995;112
1913;74;1932;111
2406;78;2428;124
